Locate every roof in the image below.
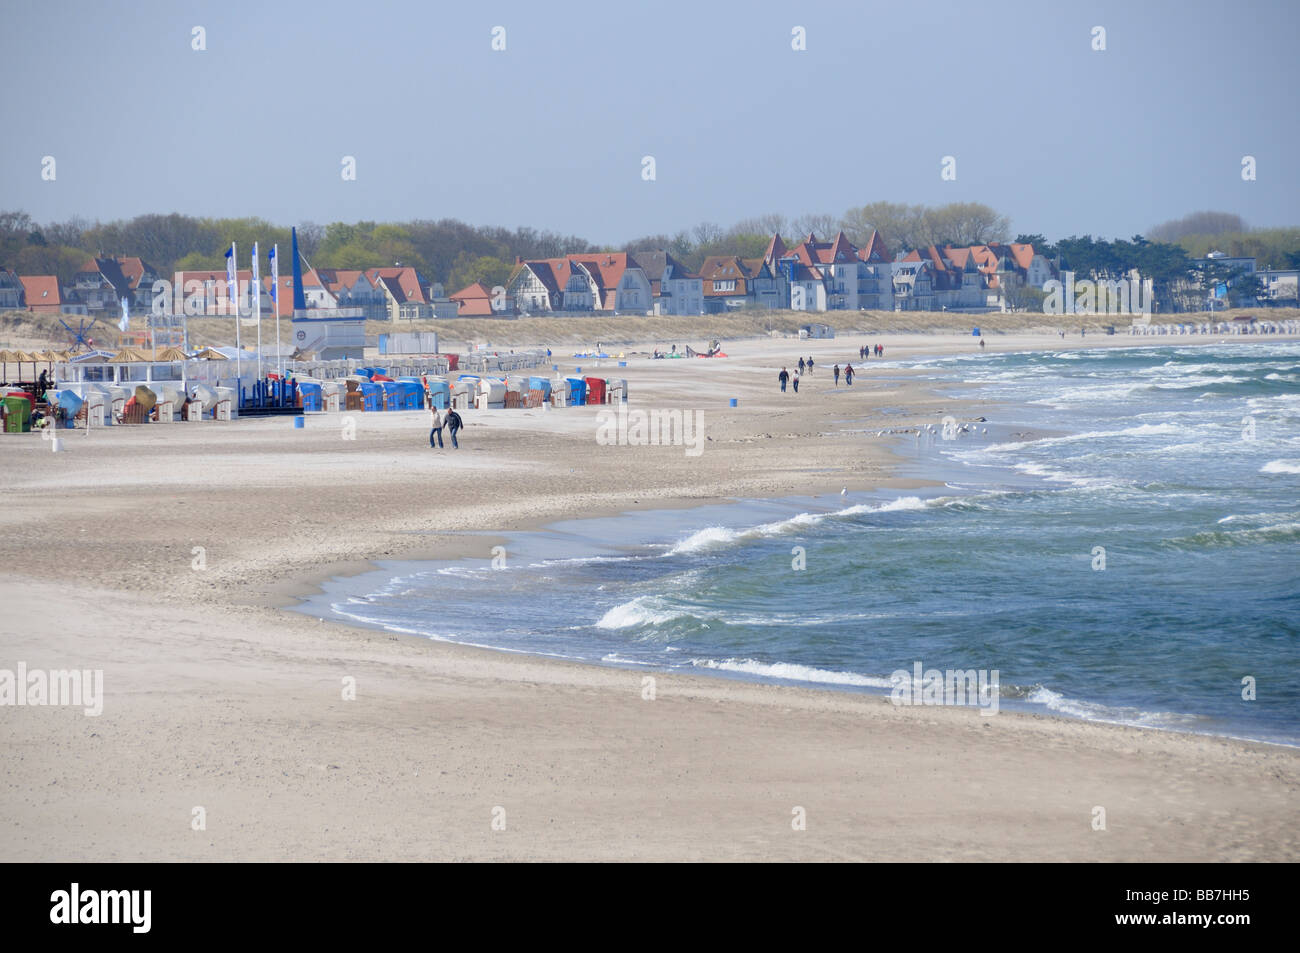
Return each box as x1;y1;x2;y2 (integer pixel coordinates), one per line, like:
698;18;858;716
366;266;426;303
19;275;60;305
115;257;157;291
858;230;890;263
94;257;133;301
449;280;495;316
763;233;788;264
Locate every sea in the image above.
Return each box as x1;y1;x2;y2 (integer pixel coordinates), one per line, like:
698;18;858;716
295;341;1300;746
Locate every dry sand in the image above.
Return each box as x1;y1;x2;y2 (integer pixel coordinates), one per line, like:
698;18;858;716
2;330;1297;861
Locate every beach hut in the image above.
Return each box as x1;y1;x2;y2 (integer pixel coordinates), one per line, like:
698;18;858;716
187;383;217;420
478;379;506;408
358;381;382;412
395;380;424;410
378;380;402;410
2;394;31;432
550;378;571;407
298;381;323;412
426;379;450;409
584;377;606;405
565;377;587;406
450;380;473;409
318;380;341;412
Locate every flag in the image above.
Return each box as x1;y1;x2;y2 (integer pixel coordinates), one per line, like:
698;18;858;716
118;296;129;333
247;241;261;327
225;244;238;316
268;245;279;312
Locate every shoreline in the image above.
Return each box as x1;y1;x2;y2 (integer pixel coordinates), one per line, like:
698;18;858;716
4;330;1298;861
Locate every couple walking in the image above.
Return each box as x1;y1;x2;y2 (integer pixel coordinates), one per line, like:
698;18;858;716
430;403;463;449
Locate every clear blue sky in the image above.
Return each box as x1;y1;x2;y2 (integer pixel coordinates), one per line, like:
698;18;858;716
1;0;1295;245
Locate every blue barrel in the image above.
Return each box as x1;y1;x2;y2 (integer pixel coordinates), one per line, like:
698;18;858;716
729;398;737;407
294;416;305;429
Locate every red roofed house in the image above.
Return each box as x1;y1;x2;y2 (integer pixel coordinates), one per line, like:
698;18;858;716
449;280;497;317
366;266;432;320
697;256;779;312
505;254;651;314
19;275;74;314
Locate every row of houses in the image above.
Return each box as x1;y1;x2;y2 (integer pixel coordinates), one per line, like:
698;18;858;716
5;236;1297;321
486;231;1060;316
0;258;458;321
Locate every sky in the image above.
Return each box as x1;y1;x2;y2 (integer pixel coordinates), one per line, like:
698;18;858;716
1;0;1296;246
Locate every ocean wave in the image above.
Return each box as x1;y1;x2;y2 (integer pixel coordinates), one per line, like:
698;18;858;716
1261;460;1300;475
595;595;693;630
664;497;930;555
1164;521;1300;550
692;657;894;689
1025;687;1202;730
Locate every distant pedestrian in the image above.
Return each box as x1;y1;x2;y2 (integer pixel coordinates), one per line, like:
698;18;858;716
429;405;444;449
798;357;805;374
979;338;986;349
778;367;790;392
446;407;463;449
845;363;854;386
807;356;814;374
833;364;841;386
792;373;800;393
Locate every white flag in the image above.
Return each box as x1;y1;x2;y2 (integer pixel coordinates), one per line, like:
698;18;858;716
246;241;261;327
118;296;129;332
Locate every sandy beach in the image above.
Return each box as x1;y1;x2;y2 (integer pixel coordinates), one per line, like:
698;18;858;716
2;329;1297;861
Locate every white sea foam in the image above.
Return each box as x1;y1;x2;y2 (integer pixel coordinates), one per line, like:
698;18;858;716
692;657;894;689
1261;460;1300;475
665;497;929;555
595;596;691;630
1025;687;1200;730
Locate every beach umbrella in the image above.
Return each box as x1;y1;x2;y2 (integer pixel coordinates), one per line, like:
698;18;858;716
154;346;188;362
108;346;152;363
14;350;39;381
191;347;227;360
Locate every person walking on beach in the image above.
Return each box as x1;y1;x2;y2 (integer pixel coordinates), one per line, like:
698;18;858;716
446;407;463;449
792;372;800;393
429;404;444;449
807;356;814;374
778;367;790;392
833;364;840;386
980;337;986;350
845;363;855;386
798;357;805;375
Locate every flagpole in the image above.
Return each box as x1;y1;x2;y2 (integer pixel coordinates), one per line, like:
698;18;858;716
228;242;241;388
253;241;262;384
272;244;282;378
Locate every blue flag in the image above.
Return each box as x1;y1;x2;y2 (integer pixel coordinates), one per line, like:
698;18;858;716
225;243;238;315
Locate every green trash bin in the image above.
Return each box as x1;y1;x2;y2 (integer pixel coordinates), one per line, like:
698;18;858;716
2;395;32;433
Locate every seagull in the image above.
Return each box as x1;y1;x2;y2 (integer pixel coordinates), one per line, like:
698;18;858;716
981;428;988;434
841;488;847;496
